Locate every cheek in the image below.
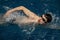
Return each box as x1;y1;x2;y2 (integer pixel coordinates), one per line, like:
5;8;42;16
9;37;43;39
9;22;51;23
38;19;41;22
38;19;42;22
38;19;44;24
40;20;44;24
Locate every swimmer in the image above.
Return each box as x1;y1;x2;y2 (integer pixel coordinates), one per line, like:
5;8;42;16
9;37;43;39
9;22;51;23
3;6;52;24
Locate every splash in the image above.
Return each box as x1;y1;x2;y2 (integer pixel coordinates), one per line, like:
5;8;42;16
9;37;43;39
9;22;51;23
0;6;12;24
44;11;60;29
1;10;36;34
0;8;60;30
3;6;12;10
21;23;36;34
0;14;6;24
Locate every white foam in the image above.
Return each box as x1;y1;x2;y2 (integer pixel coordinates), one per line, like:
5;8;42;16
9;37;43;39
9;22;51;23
3;6;11;10
44;12;60;29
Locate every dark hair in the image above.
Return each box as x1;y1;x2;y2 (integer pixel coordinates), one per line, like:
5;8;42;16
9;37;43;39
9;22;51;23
44;14;52;23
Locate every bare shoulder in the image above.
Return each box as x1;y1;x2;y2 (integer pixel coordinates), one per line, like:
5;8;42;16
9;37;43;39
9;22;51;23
20;6;25;7
18;6;26;9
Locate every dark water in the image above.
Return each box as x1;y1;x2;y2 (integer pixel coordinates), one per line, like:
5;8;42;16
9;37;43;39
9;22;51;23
0;0;60;40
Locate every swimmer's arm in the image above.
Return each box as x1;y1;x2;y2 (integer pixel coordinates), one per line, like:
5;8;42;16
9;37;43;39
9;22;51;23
21;6;40;19
4;6;39;19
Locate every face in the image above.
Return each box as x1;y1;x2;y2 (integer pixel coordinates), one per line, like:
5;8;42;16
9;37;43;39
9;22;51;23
38;15;47;24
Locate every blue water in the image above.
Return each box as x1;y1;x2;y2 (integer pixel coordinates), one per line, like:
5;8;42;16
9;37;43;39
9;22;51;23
0;0;60;40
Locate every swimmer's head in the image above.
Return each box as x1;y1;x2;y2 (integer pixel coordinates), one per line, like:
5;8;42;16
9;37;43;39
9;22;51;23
38;13;52;24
